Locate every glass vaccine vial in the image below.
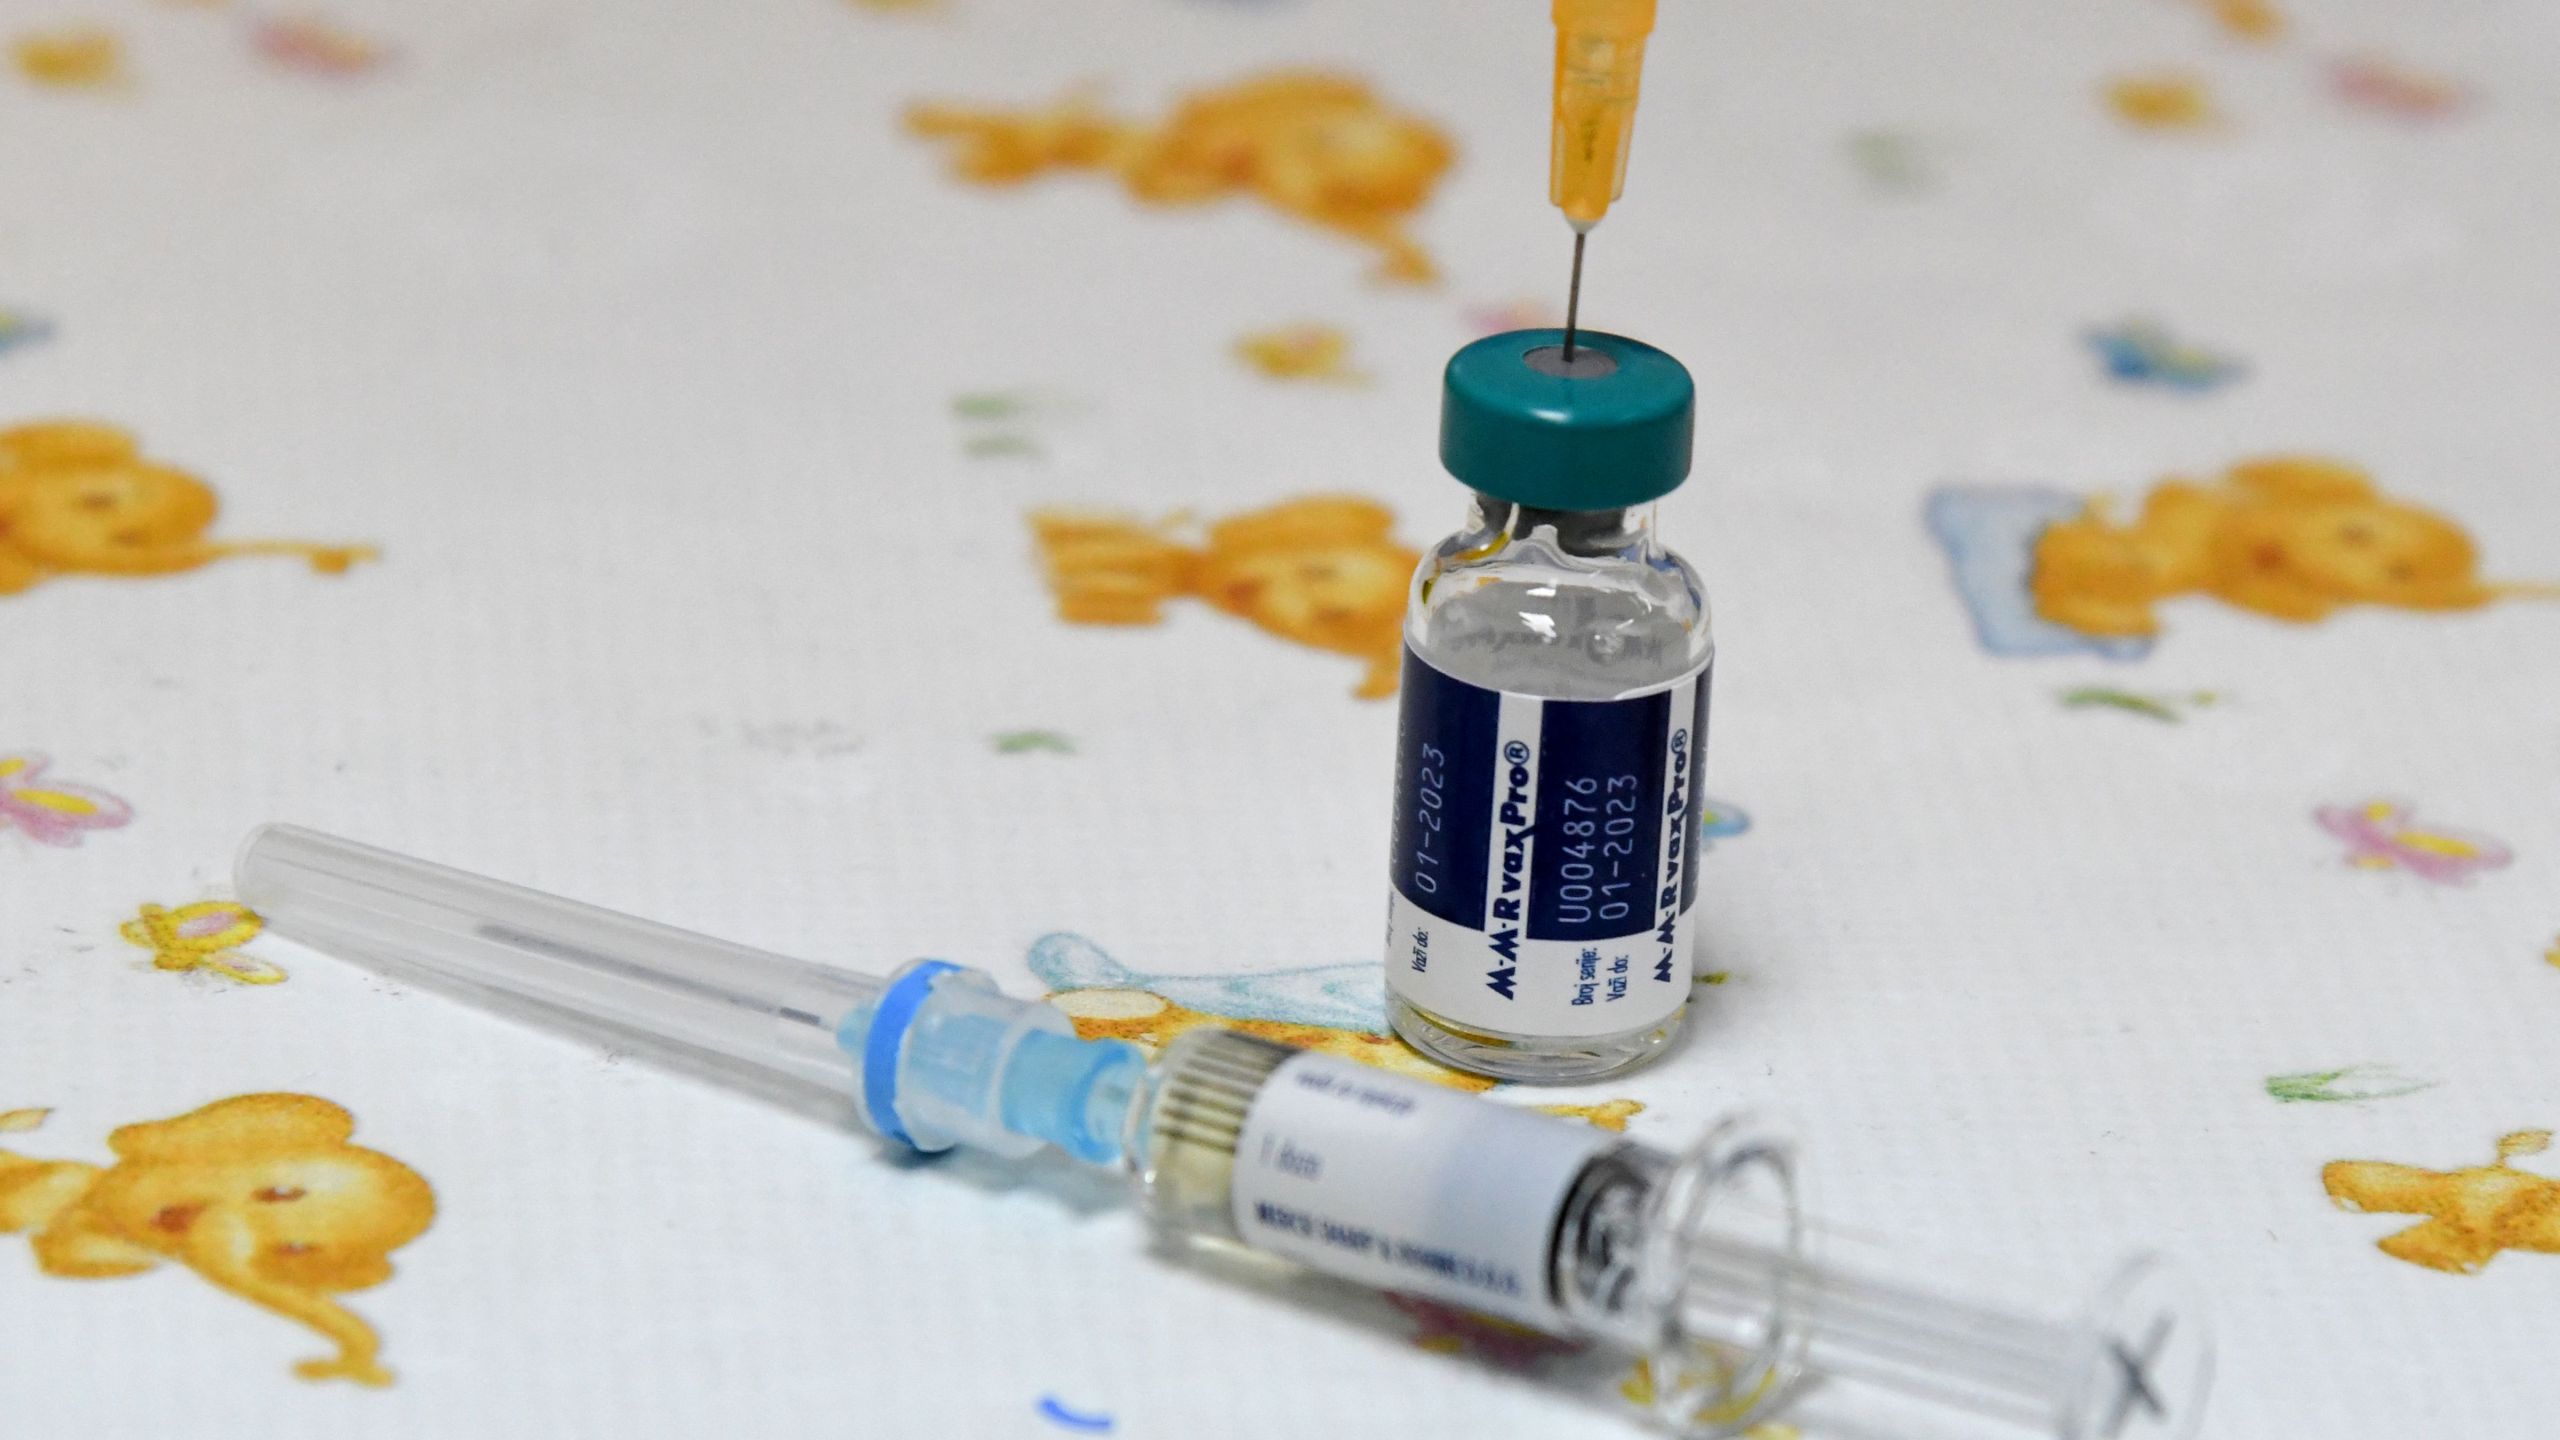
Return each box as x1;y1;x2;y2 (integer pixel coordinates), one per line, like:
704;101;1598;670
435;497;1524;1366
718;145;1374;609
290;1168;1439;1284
1386;328;1712;1082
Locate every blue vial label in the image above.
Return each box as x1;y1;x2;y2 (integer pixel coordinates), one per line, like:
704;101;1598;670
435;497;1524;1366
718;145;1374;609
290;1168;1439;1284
1525;686;1671;942
1385;646;1712;1037
1386;646;1499;931
1682;669;1710;918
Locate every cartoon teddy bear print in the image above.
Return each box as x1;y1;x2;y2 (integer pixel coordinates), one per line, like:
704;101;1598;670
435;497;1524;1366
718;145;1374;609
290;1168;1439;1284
0;1094;434;1385
1030;496;1419;698
0;420;375;595
2030;456;2555;639
908;72;1455;283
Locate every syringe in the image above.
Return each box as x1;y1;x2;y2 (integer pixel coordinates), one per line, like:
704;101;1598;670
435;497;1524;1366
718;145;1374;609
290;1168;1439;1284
235;825;2209;1438
1552;0;1658;359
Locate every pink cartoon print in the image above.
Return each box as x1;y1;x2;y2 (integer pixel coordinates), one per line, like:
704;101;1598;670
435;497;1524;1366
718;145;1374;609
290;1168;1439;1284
252;17;393;79
0;754;133;848
2317;801;2511;886
2331;56;2468;122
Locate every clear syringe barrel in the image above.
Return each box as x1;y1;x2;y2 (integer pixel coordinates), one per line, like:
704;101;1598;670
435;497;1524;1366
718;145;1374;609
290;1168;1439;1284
239;825;1149;1164
237;824;883;1103
238;827;2208;1438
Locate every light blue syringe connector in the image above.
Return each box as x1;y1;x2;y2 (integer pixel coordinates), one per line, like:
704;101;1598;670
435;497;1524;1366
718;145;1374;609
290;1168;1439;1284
234;824;1147;1167
842;960;1146;1164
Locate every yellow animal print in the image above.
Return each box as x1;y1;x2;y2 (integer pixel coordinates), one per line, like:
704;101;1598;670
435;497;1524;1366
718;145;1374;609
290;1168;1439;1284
121;901;287;985
1029;496;1417;698
2031;456;2558;639
907;72;1455;283
0;1095;435;1385
2105;73;2219;131
12;29;125;90
1236;324;1366;384
1046;988;1641;1133
1621;1352;1791;1433
2197;0;2285;41
2324;1129;2560;1274
1053;985;1495;1092
1545;1098;1644;1132
0;421;376;595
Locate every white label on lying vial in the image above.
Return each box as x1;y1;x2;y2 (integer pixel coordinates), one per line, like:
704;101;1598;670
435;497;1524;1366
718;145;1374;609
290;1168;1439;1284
1227;1051;1616;1329
1385;646;1712;1037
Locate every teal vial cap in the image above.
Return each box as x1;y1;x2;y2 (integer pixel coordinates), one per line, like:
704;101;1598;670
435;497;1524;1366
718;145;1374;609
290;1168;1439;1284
1440;328;1695;510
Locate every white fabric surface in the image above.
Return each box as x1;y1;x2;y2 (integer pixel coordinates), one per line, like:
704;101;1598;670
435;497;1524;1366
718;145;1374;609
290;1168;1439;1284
3;1;2555;1436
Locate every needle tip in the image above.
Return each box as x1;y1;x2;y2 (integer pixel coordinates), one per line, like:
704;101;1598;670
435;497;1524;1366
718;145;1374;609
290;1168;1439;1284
1562;232;1588;362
